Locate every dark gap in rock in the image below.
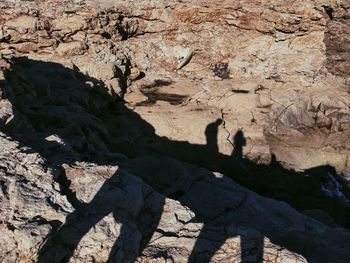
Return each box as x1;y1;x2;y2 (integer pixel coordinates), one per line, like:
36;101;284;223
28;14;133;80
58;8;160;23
5;222;16;231
133;71;145;81
136;79;186;106
212;63;230;79
231;89;249;94
323;6;334;20
140;79;173;90
138;92;187;106
100;32;112;39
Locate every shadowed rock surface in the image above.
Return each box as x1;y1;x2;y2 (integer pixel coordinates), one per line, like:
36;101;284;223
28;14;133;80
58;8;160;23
0;0;350;262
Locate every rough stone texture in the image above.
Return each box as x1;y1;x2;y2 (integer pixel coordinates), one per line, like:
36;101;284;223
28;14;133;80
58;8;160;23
0;133;310;263
0;0;350;262
0;133;73;262
0;0;349;172
1;134;350;262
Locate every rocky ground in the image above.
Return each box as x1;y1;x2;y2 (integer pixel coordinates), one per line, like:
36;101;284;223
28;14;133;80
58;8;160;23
0;0;350;262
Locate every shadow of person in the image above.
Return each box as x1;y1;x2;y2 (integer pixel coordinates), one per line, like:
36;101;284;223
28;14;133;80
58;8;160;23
1;57;164;263
1;58;265;262
232;129;246;159
205;118;223;153
186;124;263;263
1;57;350;263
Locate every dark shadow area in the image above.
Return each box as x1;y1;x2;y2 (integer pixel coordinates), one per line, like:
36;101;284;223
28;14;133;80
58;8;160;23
323;11;350;78
1;58;350;262
184;121;262;263
205;118;222;153
0;58;159;263
212;63;230;79
232;130;246;159
136;79;187;106
240;234;264;263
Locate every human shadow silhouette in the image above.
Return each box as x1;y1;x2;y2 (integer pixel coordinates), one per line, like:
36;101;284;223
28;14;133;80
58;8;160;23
205;118;223;153
1;57;350;263
1;57;163;263
187;120;263;262
232;130;246;159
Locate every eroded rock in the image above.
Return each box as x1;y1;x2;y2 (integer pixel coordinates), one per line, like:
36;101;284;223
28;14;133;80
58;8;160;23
0;0;350;262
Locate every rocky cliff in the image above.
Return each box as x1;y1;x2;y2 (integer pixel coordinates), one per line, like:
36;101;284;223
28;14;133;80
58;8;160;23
0;0;350;262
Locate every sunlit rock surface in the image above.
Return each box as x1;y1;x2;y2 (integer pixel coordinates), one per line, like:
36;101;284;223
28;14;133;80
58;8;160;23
0;0;350;262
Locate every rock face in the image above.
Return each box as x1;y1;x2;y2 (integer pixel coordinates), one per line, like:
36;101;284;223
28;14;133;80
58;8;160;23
1;0;349;172
0;0;350;262
0;135;310;263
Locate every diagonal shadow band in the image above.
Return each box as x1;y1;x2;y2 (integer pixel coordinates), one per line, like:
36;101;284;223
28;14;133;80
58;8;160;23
1;57;350;262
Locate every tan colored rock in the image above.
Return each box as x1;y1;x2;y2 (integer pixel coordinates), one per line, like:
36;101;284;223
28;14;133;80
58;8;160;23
84;62;117;82
0;0;350;262
52;16;87;32
105;77;123;96
4;16;37;29
56;41;87;56
14;42;38;53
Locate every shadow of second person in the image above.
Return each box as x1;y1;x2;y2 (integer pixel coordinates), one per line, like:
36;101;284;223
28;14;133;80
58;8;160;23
0;57;164;262
2;57;350;263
